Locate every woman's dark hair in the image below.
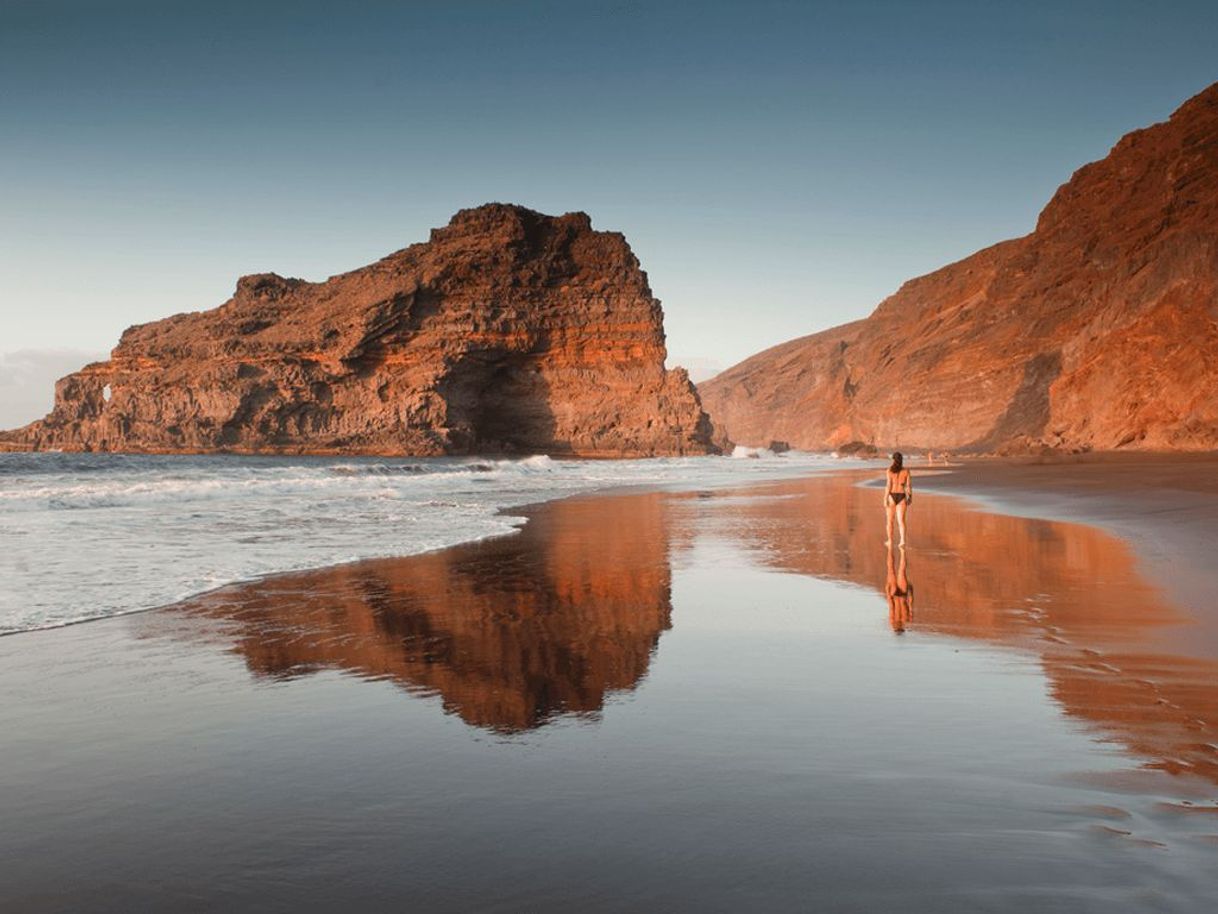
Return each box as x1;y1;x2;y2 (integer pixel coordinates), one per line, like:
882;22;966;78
890;452;903;473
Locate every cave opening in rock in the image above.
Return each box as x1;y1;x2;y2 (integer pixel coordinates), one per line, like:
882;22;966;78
439;352;556;454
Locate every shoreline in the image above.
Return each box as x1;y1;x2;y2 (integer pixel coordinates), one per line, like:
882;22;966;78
0;453;865;640
7;452;1218;643
915;454;1218;652
4;455;1218;910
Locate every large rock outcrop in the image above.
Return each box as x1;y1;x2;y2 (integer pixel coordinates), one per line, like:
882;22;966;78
700;82;1218;453
2;204;715;457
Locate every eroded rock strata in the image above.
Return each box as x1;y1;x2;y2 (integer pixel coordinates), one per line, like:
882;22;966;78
700;82;1218;453
3;204;715;456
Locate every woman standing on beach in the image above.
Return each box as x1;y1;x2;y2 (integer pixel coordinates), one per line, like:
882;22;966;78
884;452;912;546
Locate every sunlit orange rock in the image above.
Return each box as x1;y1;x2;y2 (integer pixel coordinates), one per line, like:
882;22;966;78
700;82;1218;453
2;204;714;457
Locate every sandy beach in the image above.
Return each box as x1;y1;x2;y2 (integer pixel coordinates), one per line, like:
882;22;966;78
919;454;1218;655
2;458;1217;912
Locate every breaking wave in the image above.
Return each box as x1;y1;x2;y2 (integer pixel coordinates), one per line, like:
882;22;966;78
0;450;853;636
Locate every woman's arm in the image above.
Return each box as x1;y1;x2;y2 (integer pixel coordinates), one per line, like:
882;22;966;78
905;470;913;503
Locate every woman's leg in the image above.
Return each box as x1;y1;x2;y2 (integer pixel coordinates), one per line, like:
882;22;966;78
885;501;895;544
896;501;908;546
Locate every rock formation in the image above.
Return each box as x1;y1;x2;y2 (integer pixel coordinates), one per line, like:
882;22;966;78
2;204;715;457
700;82;1218;453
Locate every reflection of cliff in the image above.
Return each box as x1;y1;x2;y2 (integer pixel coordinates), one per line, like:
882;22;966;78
694;473;1218;786
162;470;1217;782
171;492;674;733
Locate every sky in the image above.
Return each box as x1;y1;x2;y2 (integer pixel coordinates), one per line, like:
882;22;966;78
2;0;1216;426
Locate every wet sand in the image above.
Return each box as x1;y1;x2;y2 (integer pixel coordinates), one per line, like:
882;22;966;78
917;453;1218;655
2;461;1217;912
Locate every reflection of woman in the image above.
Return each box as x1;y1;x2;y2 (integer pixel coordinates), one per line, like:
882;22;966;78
883;452;912;547
885;544;914;633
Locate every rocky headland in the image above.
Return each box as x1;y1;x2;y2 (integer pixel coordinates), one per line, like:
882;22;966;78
1;204;715;457
700;82;1218;454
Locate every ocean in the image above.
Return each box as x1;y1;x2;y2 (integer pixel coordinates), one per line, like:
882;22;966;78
0;449;856;636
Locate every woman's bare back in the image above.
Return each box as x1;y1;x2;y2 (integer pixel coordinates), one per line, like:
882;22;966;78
886;468;910;496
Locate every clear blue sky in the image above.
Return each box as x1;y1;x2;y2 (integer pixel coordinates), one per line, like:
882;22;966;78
2;0;1216;423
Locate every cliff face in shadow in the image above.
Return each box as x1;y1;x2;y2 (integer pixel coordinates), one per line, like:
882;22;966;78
700;82;1218;454
167;491;675;733
3;204;714;458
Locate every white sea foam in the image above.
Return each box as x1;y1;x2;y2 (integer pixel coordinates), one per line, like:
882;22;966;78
0;450;863;636
730;445;776;459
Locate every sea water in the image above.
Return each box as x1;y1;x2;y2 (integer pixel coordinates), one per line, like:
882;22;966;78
0;449;856;635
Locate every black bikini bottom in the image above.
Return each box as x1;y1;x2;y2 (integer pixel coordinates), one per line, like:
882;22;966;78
891;493;906;505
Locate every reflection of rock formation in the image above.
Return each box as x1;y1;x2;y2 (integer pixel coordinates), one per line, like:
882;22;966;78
168;492;674;733
691;473;1218;786
160;469;1217;782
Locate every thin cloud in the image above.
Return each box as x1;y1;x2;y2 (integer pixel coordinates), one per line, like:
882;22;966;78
0;349;103;430
667;355;724;384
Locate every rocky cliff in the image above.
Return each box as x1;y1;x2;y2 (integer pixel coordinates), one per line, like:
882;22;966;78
2;204;715;457
700;82;1218;453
